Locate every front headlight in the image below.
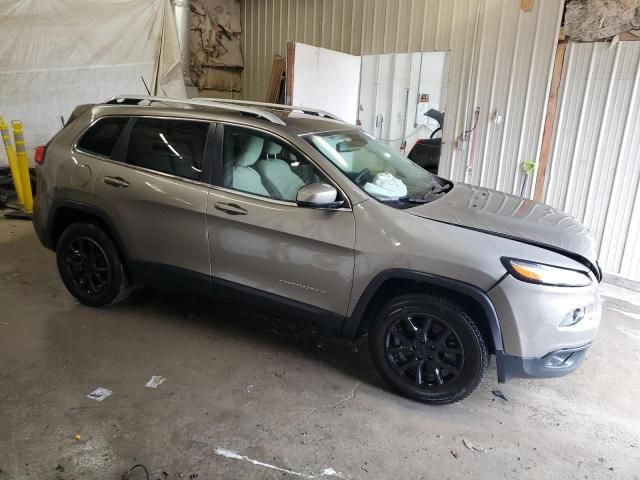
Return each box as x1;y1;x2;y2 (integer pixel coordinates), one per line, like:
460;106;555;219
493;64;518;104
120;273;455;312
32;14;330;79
501;258;592;287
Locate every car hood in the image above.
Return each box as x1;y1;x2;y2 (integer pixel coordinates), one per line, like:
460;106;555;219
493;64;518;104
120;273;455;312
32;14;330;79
408;183;599;272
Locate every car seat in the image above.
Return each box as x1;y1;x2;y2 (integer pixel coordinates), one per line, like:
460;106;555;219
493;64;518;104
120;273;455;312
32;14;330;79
227;134;269;197
255;141;305;201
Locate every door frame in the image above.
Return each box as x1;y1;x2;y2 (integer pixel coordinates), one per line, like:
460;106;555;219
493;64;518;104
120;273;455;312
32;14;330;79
210;121;353;210
106;115;218;188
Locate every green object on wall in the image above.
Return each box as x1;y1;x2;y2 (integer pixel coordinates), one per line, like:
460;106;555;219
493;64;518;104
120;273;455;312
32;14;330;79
521;160;536;175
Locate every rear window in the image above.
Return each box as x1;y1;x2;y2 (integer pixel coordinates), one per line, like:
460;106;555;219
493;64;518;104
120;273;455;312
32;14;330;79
77;117;128;157
125;118;209;181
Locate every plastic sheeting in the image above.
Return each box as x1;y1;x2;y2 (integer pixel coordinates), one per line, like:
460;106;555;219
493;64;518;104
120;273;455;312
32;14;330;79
0;0;185;166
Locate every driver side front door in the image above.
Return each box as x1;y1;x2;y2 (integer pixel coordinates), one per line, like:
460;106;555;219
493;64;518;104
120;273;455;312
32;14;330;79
206;125;356;332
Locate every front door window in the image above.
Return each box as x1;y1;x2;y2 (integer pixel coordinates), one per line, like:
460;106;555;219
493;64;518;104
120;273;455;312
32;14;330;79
222;127;324;201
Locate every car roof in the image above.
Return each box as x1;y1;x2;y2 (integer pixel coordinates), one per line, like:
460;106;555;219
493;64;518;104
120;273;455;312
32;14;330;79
269;110;353;135
96;96;354;136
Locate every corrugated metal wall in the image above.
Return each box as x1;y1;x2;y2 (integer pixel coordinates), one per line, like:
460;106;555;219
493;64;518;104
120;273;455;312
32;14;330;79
240;0;564;194
543;41;640;281
358;52;448;151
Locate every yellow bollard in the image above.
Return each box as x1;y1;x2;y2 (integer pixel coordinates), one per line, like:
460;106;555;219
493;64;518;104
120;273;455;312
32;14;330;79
0;116;24;206
11;120;33;214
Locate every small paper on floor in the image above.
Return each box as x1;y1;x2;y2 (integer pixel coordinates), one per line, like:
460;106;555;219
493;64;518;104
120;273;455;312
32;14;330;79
145;376;166;388
87;387;112;402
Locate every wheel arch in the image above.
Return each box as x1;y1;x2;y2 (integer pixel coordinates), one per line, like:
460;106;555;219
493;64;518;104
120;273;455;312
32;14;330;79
49;200;131;273
343;270;504;354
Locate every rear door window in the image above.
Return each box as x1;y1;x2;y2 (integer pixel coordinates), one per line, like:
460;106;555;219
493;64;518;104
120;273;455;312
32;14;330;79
125;118;209;182
77;117;128;158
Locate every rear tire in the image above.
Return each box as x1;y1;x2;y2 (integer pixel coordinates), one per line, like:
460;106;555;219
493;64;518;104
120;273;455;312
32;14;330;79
56;222;130;307
368;293;488;405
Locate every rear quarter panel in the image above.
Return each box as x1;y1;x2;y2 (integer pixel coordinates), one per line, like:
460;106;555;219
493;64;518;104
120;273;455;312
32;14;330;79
34;110;106;245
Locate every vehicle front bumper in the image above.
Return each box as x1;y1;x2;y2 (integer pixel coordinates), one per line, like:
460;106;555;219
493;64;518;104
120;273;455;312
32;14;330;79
488;275;601;357
488;273;600;382
495;343;591;383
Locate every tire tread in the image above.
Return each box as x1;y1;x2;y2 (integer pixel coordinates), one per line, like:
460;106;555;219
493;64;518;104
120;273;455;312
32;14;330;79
369;293;489;405
56;222;131;307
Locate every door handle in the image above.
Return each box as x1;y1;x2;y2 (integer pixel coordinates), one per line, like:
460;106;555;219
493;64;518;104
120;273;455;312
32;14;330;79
103;176;130;188
214;202;248;216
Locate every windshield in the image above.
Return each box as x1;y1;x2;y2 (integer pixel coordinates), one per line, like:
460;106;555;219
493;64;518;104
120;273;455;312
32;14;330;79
306;129;450;205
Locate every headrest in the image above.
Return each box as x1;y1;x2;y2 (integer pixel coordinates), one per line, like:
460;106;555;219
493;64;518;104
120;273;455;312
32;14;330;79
235;135;264;167
264;141;283;157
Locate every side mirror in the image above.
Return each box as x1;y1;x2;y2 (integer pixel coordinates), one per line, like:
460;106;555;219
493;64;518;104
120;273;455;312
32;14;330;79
296;182;344;209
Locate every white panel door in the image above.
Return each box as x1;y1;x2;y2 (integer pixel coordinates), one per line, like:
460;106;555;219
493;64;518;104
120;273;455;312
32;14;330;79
289;42;360;124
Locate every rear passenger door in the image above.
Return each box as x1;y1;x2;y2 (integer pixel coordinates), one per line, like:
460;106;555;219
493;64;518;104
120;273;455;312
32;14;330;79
88;117;214;291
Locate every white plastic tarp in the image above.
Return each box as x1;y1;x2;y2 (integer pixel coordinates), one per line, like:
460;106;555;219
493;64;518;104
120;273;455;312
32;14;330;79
0;0;185;166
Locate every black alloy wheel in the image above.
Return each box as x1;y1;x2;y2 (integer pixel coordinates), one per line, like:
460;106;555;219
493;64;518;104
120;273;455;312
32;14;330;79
56;223;130;307
61;237;110;296
385;313;464;388
369;294;489;404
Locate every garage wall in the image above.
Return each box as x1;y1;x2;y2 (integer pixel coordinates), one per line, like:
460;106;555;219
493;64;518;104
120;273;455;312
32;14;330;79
359;52;448;152
239;0;564;196
0;0;183;167
543;41;640;282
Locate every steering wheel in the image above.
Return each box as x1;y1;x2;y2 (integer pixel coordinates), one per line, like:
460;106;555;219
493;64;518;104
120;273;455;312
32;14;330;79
354;168;370;186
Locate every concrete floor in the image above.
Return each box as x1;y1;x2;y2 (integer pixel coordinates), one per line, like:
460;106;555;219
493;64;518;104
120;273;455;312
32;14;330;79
1;216;639;480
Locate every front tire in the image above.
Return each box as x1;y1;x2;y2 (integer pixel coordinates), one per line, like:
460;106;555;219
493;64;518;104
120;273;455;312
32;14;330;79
56;222;130;307
369;294;489;405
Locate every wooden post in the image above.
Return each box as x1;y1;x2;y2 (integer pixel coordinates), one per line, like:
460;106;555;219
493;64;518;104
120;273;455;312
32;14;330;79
266;55;286;103
285;42;296;106
534;42;566;202
521;0;533;11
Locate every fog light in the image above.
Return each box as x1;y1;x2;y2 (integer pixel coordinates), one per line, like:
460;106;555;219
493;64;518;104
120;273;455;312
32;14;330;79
560;307;585;327
546;352;574;367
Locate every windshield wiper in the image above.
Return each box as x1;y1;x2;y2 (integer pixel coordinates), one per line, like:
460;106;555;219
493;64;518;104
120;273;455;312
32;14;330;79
396;182;452;203
423;182;452;198
397;196;428;203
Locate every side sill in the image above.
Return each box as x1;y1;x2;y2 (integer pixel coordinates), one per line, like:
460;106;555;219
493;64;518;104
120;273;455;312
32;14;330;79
212;276;345;335
130;261;345;335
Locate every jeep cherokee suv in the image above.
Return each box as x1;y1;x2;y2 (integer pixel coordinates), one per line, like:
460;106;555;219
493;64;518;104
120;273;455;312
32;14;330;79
33;95;602;404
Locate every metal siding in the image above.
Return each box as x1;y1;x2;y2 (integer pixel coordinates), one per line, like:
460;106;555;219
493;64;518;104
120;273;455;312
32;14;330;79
359;52;447;153
240;0;562;193
544;42;640;281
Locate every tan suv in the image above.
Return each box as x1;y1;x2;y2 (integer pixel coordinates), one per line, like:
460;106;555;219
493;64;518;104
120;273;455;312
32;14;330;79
33;96;602;404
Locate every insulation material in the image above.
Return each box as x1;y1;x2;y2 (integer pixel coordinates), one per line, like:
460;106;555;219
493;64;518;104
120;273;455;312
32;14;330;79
0;0;185;167
565;0;640;41
189;0;243;91
196;68;242;91
200;0;241;34
198;88;240;99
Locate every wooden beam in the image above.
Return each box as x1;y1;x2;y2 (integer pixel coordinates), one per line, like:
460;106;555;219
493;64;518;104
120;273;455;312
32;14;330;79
534;42;566;202
285;42;295;106
266;55;285;103
619;32;640;42
521;0;533;12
